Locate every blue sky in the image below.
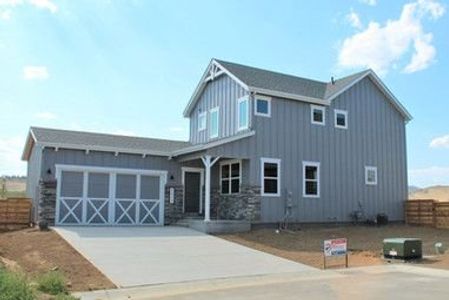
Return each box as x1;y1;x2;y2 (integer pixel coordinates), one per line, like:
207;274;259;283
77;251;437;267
0;0;448;187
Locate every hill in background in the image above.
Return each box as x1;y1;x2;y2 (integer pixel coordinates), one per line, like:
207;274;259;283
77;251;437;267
0;176;27;198
409;185;449;202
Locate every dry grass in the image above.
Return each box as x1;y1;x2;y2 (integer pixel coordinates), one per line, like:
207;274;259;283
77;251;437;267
218;224;449;269
410;185;449;202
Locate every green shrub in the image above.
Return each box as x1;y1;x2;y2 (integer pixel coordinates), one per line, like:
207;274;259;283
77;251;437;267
0;267;35;300
37;271;67;296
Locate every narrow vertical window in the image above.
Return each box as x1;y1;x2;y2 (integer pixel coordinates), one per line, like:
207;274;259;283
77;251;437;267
238;96;249;130
209;107;219;138
365;166;378;185
261;158;281;196
220;160;241;194
198;112;206;132
303;161;320;198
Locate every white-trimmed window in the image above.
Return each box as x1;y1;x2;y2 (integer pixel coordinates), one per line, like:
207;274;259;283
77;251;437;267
261;158;281;197
303;161;320;198
255;96;271;117
334;109;348;129
238;96;249;130
311;105;325;125
220;160;241;194
209;107;219;138
198;111;206;132
365;166;378;185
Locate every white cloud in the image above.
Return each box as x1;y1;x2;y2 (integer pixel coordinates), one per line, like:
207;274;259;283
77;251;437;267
0;0;57;13
28;0;56;13
0;0;23;6
409;166;449;187
359;0;377;6
0;9;11;19
430;134;449;148
34;111;57;120
338;0;445;75
0;136;26;176
346;10;363;29
23;65;48;80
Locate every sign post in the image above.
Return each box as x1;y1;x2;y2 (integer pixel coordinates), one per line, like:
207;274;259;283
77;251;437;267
323;238;348;269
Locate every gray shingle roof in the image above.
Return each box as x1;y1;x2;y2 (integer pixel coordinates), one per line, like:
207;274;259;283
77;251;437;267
31;127;191;154
214;59;369;101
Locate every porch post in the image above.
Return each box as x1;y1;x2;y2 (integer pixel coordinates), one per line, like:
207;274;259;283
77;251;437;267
201;155;220;222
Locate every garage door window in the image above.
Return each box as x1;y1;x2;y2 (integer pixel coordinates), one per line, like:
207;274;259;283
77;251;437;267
61;171;83;197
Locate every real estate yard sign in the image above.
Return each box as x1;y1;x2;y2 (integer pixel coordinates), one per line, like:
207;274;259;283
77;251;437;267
323;238;348;269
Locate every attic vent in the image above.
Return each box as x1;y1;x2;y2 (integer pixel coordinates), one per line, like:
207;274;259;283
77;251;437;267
331;77;335;85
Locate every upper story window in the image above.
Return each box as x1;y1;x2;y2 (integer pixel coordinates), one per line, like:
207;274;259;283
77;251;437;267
255;96;271;117
220;160;241;194
303;161;320;198
311;105;325;125
365;166;378;185
198;111;206;132
209;107;219;138
334;109;348;129
238;96;249;130
261;158;281;197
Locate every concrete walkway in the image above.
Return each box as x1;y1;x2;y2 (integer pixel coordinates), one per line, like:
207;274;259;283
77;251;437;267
54;226;314;287
75;265;449;300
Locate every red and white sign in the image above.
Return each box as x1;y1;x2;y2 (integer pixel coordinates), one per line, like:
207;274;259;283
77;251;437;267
324;238;347;257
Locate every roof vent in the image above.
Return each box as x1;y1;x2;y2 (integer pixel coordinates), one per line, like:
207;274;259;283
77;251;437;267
331;76;335;85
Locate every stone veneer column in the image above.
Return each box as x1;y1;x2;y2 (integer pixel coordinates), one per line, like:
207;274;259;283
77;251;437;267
164;184;184;225
38;180;57;225
212;185;261;221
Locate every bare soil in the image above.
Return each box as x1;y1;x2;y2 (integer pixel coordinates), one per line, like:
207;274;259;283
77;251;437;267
0;228;115;292
218;224;449;270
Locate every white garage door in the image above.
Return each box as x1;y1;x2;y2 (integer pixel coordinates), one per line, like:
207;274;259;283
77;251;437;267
55;165;167;226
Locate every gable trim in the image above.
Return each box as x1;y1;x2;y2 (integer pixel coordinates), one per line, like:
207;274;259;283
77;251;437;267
183;59;249;117
326;70;412;122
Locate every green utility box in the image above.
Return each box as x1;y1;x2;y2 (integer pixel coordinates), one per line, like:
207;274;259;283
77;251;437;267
383;238;422;260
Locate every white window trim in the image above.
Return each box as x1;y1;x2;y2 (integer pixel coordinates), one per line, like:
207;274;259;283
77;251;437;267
334;109;348;129
237;96;249;131
311;105;325;126
254;95;271;117
198;111;207;132
209;107;219;138
219;159;242;195
365;166;378;185
302;161;320;198
260;157;281;197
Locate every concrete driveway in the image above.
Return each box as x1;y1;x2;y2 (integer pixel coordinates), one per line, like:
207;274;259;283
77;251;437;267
54;226;314;287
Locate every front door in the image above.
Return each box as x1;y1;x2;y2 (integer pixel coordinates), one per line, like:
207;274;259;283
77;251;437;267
184;172;201;213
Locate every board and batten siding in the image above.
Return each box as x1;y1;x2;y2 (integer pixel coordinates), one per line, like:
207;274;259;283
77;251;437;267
26;144;43;222
189;74;249;144
41;148;182;184
206;77;408;223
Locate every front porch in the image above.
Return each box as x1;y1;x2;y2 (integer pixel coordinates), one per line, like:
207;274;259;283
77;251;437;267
164;154;261;232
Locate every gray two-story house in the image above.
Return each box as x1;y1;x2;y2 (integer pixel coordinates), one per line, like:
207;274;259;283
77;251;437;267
23;59;411;228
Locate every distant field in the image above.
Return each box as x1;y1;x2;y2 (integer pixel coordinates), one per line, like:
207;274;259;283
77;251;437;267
0;177;27;199
409;185;449;202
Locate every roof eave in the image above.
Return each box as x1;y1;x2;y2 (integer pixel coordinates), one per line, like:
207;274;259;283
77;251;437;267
326;70;412;122
250;87;330;106
21;129;37;161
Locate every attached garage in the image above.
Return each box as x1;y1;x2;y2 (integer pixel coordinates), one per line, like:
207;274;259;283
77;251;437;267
55;165;167;226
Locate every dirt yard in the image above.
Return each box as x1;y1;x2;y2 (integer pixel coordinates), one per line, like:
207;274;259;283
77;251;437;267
0;228;115;292
219;224;449;270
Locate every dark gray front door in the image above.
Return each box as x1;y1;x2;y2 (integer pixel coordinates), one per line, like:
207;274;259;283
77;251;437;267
185;172;201;213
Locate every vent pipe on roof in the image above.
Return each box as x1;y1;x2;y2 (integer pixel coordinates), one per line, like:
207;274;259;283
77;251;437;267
331;76;335;85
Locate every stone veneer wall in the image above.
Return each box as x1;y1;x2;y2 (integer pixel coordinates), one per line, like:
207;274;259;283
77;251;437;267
164;184;184;224
211;185;261;221
38;180;57;225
